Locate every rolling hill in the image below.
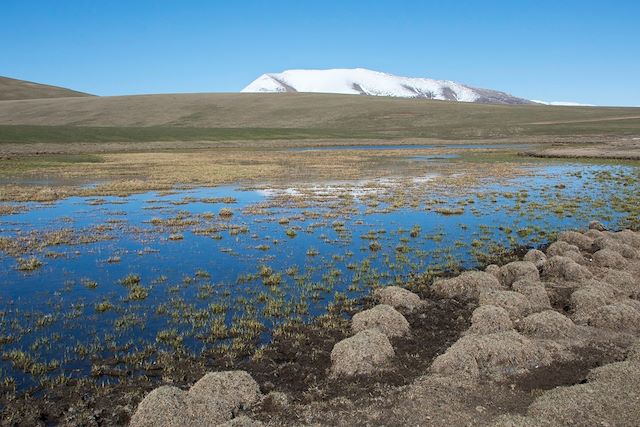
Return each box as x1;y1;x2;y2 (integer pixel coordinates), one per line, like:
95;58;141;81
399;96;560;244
0;76;93;101
0;93;638;144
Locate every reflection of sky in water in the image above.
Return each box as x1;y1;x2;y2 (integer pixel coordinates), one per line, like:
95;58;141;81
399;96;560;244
0;163;637;389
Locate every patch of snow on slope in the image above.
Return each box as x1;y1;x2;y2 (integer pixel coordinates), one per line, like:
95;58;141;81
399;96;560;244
244;74;288;93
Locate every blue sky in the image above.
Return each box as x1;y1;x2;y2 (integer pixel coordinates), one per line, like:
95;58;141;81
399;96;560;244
1;0;639;105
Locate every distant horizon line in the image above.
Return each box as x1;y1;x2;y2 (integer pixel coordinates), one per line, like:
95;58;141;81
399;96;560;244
4;73;640;107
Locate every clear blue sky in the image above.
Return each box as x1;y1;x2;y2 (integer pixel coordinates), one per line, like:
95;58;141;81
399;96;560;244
2;0;639;105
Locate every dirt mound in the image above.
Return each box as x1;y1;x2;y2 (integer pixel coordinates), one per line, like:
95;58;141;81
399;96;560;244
185;398;235;427
512;280;551;313
594;237;639;259
599;269;640;298
129;386;193;427
518;310;576;339
609;229;640;249
430;330;552;381
570;284;617;323
432;271;503;299
499;261;540;287
589;303;640;333
351;304;410;338
545;241;580;258
479;290;531;320
330;329;395;377
593;248;627;268
585;228;606;239
558;230;594;251
523;249;546;268
542;255;592;282
467;305;513;335
130;371;261;427
189;371;261;415
374;286;426;313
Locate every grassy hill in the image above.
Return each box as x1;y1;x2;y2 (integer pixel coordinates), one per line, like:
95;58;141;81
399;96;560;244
0;93;638;144
0;76;92;101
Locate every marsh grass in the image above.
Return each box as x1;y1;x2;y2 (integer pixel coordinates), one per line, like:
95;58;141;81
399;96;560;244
16;257;42;271
95;300;114;313
433;207;465;215
218;208;234;218
285;228;297;238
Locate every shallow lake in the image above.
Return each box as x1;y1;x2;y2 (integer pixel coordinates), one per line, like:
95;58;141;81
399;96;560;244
0;162;638;390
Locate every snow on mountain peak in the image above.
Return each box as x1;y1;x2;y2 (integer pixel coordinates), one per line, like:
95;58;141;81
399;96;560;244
241;68;532;104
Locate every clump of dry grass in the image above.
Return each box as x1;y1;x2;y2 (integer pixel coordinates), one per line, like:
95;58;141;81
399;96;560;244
545;241;581;258
523;249;547;268
351;304;410;338
430;330;552;381
499;261;539;286
518;310;576;339
589;303;640;333
570;283;617;323
467;305;513;335
432;271;504;299
479;290;531;320
557;230;594;251
542;255;592;281
593;248;627;268
593;236;638;259
373;286;425;313
130;370;262;427
330;329;395;377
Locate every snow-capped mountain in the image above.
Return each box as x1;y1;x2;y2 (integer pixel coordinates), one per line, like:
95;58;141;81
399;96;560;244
241;68;533;105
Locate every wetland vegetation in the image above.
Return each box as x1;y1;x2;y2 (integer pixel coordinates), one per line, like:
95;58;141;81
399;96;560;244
1;159;639;393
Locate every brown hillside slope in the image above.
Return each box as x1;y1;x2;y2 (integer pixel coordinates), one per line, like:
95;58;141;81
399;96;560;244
0;92;638;133
0;76;92;101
